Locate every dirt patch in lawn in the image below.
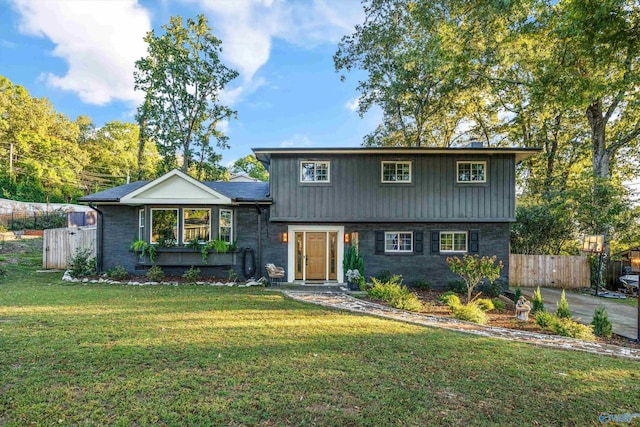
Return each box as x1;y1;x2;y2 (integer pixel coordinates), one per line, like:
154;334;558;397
364;289;640;349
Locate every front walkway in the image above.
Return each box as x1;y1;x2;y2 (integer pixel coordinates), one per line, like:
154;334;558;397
282;291;640;360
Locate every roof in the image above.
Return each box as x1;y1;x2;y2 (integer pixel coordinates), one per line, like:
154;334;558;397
79;180;270;204
253;146;542;166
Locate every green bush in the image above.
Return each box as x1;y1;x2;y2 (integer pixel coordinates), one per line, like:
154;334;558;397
592;306;613;338
438;291;458;302
452;303;488;325
67;248;96;278
492;298;506;312
446;279;467;294
535;311;554;328
514;287;522;303
106;265;129;281
531;286;544;314
343;245;364;278
479;280;504;298
549;317;595;341
414;279;432;290
440;293;461;308
475;298;495;312
375;270;392;283
146;265;164;282
555;289;572;319
182;266;201;282
367;276;422;312
228;269;238;282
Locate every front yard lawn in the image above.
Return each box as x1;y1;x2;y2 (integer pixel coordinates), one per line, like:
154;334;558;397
1;239;640;426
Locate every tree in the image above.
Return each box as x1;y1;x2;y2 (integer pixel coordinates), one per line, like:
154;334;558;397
134;14;238;173
231;154;269;182
446;254;503;303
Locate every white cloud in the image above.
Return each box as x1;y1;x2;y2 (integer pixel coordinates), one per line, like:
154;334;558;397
195;0;363;99
10;0;151;106
280;133;312;148
345;96;360;113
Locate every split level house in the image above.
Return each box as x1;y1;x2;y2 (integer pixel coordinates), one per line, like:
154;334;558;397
79;146;539;288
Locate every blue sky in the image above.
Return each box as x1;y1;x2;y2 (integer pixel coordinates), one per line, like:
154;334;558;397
0;0;379;166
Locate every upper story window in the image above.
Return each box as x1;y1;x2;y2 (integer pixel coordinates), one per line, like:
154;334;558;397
300;161;330;183
440;231;467;252
385;231;413;252
183;209;211;243
457;161;486;183
381;161;412;183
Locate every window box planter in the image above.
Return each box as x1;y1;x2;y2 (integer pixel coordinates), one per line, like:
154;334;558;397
136;247;237;267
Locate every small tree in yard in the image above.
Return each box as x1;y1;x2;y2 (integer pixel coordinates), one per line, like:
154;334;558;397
446;254;503;303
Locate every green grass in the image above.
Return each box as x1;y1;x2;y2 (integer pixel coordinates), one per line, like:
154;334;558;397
2;239;640;426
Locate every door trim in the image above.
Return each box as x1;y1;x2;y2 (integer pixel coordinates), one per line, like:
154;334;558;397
287;225;344;283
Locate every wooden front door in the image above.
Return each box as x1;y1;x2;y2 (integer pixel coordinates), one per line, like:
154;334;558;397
305;232;327;280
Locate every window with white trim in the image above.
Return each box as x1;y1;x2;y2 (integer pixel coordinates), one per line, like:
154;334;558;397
183;209;211;243
300;161;330;182
440;231;467;252
150;208;179;245
385;231;413;252
457;161;486;183
219;209;233;243
381;161;412;183
138;209;145;240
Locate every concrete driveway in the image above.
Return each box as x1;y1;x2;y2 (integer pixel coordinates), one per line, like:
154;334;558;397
521;287;638;340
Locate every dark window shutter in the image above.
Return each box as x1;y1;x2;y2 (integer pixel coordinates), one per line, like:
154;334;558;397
430;230;440;254
414;231;423;254
469;230;479;254
375;231;385;254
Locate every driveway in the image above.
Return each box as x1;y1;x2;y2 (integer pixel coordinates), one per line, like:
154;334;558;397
521;287;638;340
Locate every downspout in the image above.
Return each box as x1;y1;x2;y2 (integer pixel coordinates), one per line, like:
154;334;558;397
255;202;262;278
89;203;104;273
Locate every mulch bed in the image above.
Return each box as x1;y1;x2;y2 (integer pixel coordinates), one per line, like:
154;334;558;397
367;289;640;349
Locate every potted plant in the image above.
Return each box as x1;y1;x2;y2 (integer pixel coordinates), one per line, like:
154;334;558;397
346;269;363;291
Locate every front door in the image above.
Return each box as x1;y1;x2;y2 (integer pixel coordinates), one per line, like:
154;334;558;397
305;232;326;280
293;230;339;281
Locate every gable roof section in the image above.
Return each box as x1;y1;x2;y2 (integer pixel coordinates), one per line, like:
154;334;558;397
79;170;270;205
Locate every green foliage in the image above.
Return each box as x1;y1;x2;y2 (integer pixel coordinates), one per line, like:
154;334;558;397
231;154;269;181
514;287;522;303
475;298;495;312
531;287;545;314
374;270;392;283
413;279;432;290
440;293;461;309
145;265;164;282
591;306;613;338
228;269;238;282
134;14;238;174
106;265;129;281
438;291;457;302
535;311;554;329
182;266;201;282
555;290;572;319
200;239;234;263
535;311;595;341
511;203;576;255
479;280;504;298
185;238;202;250
491;298;506;312
67;248;96;278
452;303;488;325
367;276;422;312
446;254;504;302
446;279;467;294
343;245;364;279
130;239;157;263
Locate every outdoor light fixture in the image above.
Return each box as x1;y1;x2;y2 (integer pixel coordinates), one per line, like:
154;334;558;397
344;233;350;243
282;232;288;243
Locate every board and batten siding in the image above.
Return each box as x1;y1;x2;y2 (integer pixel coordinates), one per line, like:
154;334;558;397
269;153;516;222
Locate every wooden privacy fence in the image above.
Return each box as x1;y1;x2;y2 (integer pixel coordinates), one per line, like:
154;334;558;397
509;254;590;288
43;227;96;269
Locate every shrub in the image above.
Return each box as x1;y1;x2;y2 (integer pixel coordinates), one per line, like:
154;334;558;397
440;293;461;308
475;298;495;312
446;254;504;302
67;248;96;278
182;266;201;282
375;270;392;283
555;289;572;319
343;245;364;278
367;276;422;312
452;303;488;325
414;279;432;290
146;265;164;282
514;287;522;303
592;306;613;338
107;265;129;281
491;298;506;312
446;279;467;294
531;286;544;314
535;311;554;328
479;280;504;298
228;269;238;282
549;317;595;341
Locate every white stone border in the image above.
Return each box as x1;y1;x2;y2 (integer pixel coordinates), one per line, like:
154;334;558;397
62;270;267;288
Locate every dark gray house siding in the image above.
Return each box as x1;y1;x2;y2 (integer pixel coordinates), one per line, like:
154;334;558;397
269;153;516;222
343;222;510;288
